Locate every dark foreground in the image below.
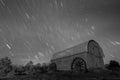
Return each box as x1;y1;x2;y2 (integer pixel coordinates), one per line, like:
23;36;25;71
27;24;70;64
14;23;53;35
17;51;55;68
1;70;120;80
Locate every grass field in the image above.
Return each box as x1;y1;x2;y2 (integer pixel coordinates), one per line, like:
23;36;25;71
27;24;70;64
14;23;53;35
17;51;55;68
1;70;120;80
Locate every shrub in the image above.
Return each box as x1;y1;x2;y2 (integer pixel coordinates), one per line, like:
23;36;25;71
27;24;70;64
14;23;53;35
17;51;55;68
40;63;49;73
106;60;120;71
32;63;42;73
0;57;12;77
24;61;34;74
14;66;26;75
48;63;57;72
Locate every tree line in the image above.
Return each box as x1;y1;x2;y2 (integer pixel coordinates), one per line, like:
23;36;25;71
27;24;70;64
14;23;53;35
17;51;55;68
0;57;56;78
0;57;120;78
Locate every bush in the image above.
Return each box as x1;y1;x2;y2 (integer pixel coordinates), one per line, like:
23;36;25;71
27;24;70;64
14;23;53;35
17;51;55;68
48;63;57;72
106;60;120;72
24;61;43;74
32;63;42;73
14;66;26;75
0;57;12;77
24;61;34;74
40;63;49;73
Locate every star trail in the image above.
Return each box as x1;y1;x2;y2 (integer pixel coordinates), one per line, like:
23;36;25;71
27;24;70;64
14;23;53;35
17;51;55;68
0;0;120;65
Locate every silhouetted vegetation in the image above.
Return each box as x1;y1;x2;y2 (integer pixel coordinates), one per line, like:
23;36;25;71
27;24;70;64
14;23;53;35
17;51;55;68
0;57;12;77
14;65;26;75
49;63;57;72
24;61;34;74
31;63;42;74
105;60;120;71
0;57;120;80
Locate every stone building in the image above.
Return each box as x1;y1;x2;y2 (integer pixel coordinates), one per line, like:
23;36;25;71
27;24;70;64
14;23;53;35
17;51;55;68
50;40;105;72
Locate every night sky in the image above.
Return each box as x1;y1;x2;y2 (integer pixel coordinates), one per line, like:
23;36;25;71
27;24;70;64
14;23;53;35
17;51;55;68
0;0;120;65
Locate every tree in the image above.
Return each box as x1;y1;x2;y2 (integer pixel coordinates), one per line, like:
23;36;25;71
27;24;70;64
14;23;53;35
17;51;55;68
26;61;33;67
14;65;26;75
106;60;120;71
24;61;34;74
48;63;57;72
32;63;42;73
0;57;12;76
41;63;48;73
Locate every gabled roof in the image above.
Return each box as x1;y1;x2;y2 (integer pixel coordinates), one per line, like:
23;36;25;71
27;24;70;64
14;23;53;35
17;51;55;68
52;40;104;60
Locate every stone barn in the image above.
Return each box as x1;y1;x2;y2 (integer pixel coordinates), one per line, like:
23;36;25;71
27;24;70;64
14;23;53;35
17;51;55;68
50;40;105;72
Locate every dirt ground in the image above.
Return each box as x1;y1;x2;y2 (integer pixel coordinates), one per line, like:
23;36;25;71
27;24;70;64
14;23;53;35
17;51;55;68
1;70;120;80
